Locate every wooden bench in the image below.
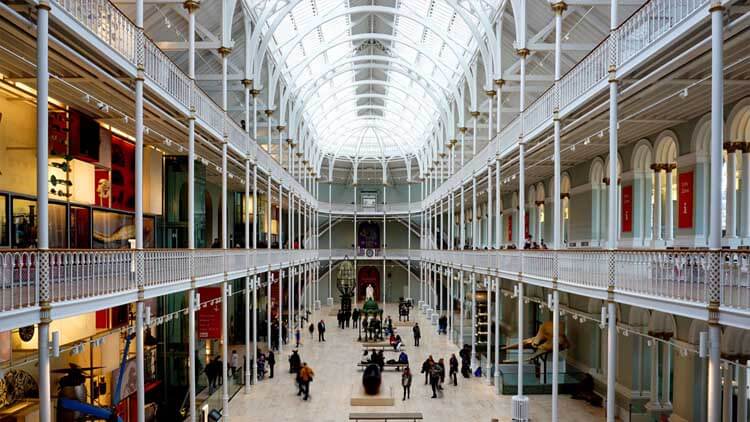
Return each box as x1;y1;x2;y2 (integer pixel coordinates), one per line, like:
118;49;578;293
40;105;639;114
349;412;423;421
357;363;409;371
362;345;404;352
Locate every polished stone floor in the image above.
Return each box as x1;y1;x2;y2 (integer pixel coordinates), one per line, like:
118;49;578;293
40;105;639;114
227;304;605;421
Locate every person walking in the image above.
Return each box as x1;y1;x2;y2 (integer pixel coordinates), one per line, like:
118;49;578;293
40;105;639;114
449;353;459;386
401;367;412;400
317;319;326;342
267;350;276;379
352;308;360;328
257;353;266;380
230;350;239;378
429;361;441;398
295;328;301;348
413;323;421;347
437;358;446;390
308;322;315;339
298;362;315;401
421;355;434;385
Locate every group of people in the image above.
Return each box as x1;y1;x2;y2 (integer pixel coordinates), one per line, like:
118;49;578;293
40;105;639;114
337;308;358;328
256;349;276;379
287;349;315;400
307;319;327;342
419;354;460;398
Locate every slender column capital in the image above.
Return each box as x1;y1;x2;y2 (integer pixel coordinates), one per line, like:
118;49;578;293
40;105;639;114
516;48;530;58
708;2;724;12
183;0;200;11
264;109;274;116
494;79;505;87
551;1;567;14
470;111;481;118
485;90;496;97
241;79;253;88
276;125;286;131
250;89;261;97
458;127;468;133
36;0;51;11
217;46;232;57
724;141;743;153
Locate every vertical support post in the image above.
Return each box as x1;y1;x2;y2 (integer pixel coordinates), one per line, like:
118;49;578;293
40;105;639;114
186;1;198;412
472;174;477;250
36;3;51;421
494;276;501;393
708;3;725;422
486;276;492;385
551;2;566;419
459;270;464;345
134;0;146;418
461;184;465;249
471;272;477;369
244;159;251;394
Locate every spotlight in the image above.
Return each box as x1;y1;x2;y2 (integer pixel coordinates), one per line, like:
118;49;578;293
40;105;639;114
680;88;688;98
583;137;590;145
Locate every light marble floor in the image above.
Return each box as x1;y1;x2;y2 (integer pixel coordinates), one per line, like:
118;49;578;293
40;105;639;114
227;304;605;422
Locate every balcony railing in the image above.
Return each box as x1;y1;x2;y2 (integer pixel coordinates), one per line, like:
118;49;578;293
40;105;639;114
421;249;750;314
318;202;423;214
0;249;317;314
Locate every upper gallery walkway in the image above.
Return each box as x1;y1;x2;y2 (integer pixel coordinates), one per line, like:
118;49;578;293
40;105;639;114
0;248;317;332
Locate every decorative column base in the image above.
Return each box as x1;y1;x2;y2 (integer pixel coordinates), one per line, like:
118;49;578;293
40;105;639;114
430;313;438;325
326;297;334;306
486;362;493;385
494;373;502;395
314;300;321;310
512;395;529;421
723;236;742;248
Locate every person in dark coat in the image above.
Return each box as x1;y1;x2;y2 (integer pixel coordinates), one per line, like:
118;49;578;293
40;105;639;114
449;353;459;386
413;323;421;346
429;362;441;398
352;308;360;328
421;356;434;385
317;320;326;341
289;349;301;374
267;350;276;378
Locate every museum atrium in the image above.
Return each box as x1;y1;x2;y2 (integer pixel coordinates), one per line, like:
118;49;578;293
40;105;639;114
1;0;750;420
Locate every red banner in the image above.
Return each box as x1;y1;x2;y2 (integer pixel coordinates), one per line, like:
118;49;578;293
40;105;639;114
507;215;513;242
621;185;633;233
198;287;222;339
678;171;694;229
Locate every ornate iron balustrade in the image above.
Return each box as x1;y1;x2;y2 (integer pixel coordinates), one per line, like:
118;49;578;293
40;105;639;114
419;249;746;313
0;249;316;313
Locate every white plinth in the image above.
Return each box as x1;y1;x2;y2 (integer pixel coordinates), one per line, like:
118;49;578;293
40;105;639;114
327;297;334;306
512;395;529;421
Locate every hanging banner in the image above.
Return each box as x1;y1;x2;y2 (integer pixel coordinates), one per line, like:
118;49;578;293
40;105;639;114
678;171;694;229
507;215;513;243
621;185;633;233
197;287;222;339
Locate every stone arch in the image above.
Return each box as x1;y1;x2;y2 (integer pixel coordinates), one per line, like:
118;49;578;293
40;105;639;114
589;157;605;187
654;130;680;164
726;97;750;143
631;139;654;172
630;140;655;246
647;310;676;336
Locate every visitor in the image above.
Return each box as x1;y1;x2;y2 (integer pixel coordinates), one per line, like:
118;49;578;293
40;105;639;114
362;317;369;340
295;328;301;348
438;314;448;334
437;358;446;390
211;238;220;248
429;360;442;398
206;357;218;393
421;355;434;385
389;333;397;348
413;323;421;346
344;309;351;328
393;334;403;351
352;308;360;328
298;362;315;401
459;344;471;378
398;351;409;365
257;353;266;380
230;350;239;378
267;349;275;379
385;315;393;336
308;322;315;339
337;310;343;328
401;367;412;401
449;353;459;386
317;319;326;341
289;349;301;374
282;321;289;344
376;350;385;371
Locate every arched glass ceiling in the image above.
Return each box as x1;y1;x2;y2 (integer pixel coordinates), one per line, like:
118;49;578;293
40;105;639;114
253;0;505;162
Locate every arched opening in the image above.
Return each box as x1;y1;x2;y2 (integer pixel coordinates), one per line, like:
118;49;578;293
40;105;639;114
646;311;676;412
654;131;679;245
725;98;750;244
561;173;571;247
589;158;605;247
631;140;654;247
357;266;380;302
